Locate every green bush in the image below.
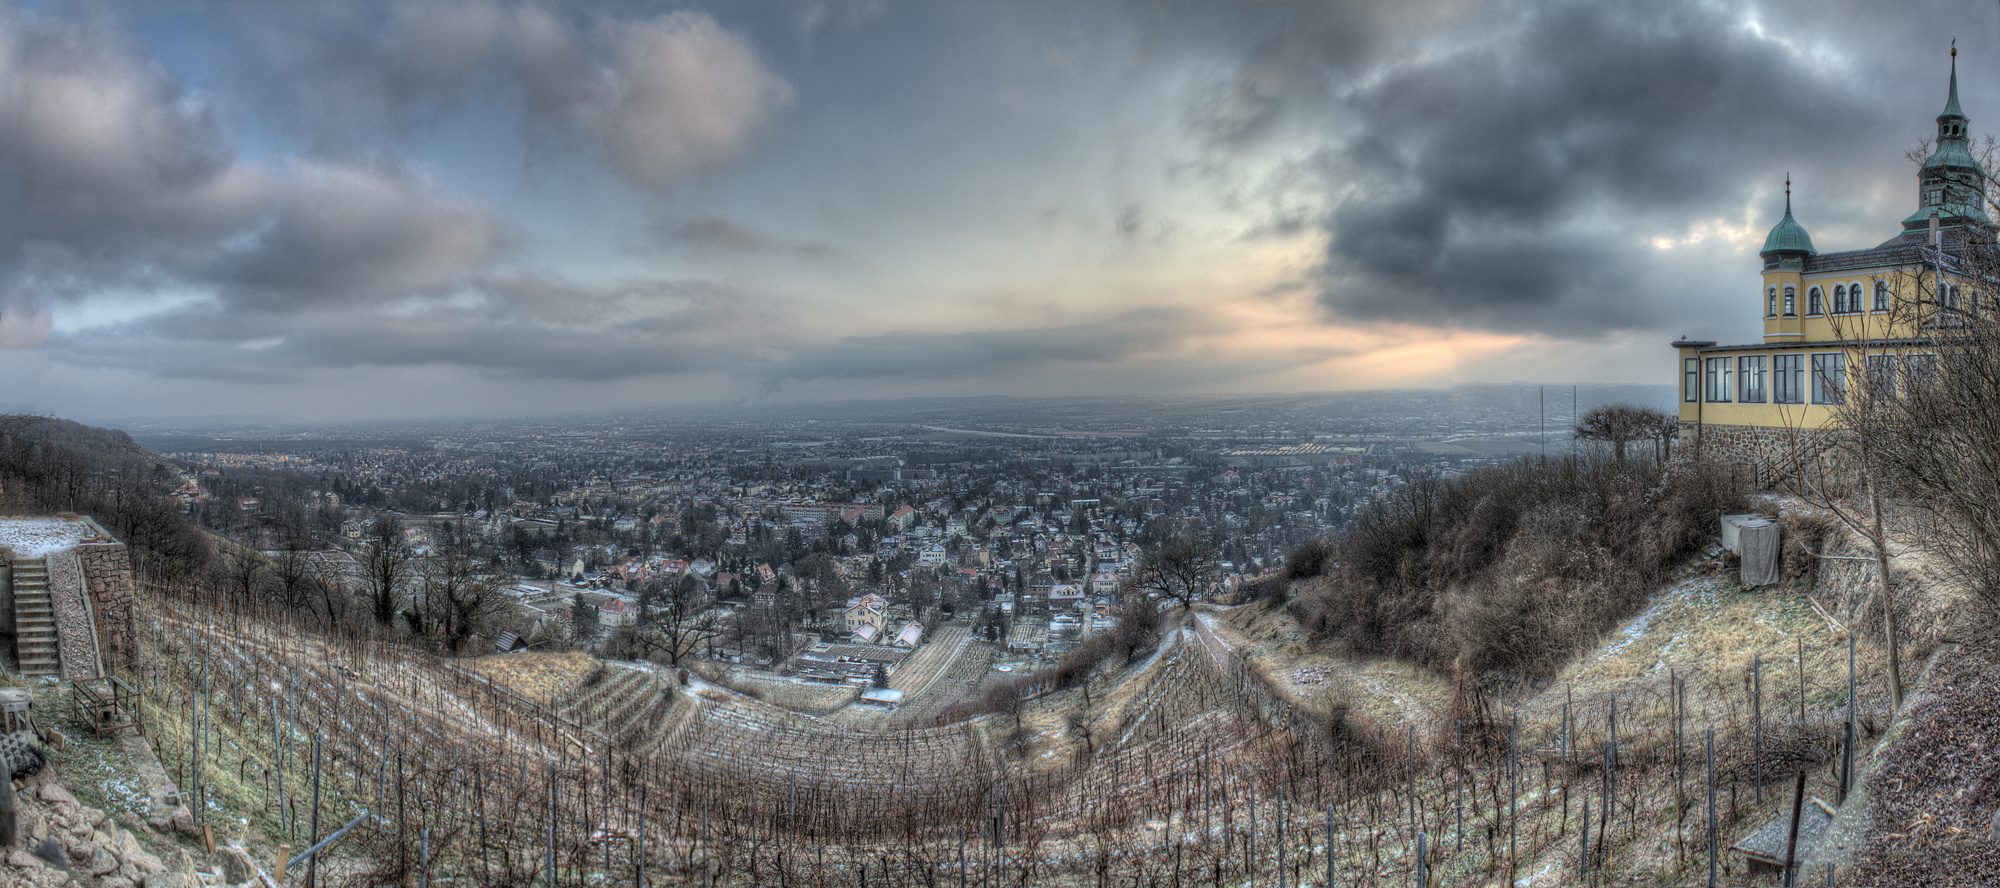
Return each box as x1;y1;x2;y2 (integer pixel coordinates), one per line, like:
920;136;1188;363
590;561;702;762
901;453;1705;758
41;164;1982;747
1288;455;1744;677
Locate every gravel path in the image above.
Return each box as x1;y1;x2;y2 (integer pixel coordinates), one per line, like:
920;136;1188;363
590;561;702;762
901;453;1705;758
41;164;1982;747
47;549;101;680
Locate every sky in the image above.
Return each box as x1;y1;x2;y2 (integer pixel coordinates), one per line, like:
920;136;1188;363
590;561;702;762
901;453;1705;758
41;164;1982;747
0;0;1995;424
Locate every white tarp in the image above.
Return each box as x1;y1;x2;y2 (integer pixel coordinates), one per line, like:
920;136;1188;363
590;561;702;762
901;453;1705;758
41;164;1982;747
1720;514;1763;554
1738;519;1780;587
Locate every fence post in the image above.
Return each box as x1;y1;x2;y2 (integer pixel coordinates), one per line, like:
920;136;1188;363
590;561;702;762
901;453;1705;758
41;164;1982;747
547;763;557;888
1755;654;1764;804
1415;831;1427;888
306;734;322;888
1326;804;1335;888
1581;798;1590;882
1706;729;1718;888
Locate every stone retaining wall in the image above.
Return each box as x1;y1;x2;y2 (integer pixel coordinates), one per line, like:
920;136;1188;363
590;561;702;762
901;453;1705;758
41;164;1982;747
77;543;136;676
1677;421;1848;489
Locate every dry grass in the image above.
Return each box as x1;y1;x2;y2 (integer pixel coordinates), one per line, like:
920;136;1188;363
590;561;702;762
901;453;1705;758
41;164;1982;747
462;649;597;704
719;668;859;714
1208;602;1454;738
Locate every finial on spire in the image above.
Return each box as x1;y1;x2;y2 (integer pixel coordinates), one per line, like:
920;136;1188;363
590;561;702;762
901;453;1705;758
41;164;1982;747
1943;44;1966;120
1785;174;1792;213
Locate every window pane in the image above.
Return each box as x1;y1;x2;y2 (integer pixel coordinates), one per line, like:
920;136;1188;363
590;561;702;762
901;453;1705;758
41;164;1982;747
1906;353;1938;393
1811;353;1846;405
1867;354;1897;399
1774;354;1805;404
1738;355;1766;403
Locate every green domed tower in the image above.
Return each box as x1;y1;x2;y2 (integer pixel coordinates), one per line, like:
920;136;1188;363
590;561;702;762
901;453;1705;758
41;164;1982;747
1902;46;1993;235
1760;182;1816;267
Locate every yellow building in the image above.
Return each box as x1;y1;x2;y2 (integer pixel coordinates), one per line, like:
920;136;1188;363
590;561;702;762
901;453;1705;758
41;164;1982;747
1674;52;1991;462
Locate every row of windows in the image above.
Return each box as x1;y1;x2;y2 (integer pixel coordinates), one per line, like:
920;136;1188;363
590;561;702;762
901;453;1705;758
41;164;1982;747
1765;280;1892;318
1682;352;1936;405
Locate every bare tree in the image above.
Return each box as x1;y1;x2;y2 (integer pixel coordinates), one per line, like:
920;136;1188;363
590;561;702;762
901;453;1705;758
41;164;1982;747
1127;537;1220;611
269;530;322;613
625;574;720;667
1573;403;1676;463
364;516;412;628
1822;227;2000;698
212;547;271;604
420;532;512;655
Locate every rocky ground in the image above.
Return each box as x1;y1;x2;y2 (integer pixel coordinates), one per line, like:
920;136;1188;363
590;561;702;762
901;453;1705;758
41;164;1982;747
5;764;274;888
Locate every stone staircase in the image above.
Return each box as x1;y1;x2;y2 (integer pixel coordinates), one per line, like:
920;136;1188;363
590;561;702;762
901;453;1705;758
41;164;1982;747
12;558;60;677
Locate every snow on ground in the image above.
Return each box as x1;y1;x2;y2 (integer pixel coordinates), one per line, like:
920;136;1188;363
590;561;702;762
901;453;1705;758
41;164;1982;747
0;516;93;556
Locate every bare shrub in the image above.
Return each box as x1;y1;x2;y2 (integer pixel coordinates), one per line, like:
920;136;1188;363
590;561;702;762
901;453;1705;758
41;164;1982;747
1281;537;1335;581
1287;454;1747;678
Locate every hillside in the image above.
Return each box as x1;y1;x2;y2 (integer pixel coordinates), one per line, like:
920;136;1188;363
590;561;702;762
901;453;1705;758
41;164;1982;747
0;420;1980;886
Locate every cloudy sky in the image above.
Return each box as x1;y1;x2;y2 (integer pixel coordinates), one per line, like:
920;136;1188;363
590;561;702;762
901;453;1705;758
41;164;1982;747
1;0;1995;423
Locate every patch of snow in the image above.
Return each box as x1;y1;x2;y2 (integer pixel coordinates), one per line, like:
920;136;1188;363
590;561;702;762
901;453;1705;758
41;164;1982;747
1575;575;1711;675
0;517;92;557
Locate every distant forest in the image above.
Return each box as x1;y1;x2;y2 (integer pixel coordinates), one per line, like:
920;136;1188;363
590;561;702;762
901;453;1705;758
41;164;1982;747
0;414;210;580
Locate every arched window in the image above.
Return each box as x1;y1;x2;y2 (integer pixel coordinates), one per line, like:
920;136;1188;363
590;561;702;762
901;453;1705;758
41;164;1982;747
1850;281;1865;312
1874;280;1890;311
1808;287;1823;315
1784;286;1796;316
1833;284;1846;313
1767;287;1778;317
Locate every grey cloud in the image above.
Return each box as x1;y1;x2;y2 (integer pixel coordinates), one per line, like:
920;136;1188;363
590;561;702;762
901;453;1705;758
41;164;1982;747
1307;1;1879;333
205;163;506;311
0;296;50;349
650;215;838;259
57;274;772;383
0;10;506;318
656;216;769;252
582;12;794;190
227;2;792;192
758;307;1208;391
1139;0;1916;335
0;9;246;263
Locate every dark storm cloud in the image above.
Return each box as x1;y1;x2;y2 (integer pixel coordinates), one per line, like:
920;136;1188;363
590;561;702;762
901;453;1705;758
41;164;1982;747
1137;0;1926;335
757;307;1209;391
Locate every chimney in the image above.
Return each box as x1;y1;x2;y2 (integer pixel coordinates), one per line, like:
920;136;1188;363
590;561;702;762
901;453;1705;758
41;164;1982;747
1931;208;1942;246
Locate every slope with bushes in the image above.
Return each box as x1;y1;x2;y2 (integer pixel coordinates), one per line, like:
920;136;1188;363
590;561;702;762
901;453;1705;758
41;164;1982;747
1286;454;1746;679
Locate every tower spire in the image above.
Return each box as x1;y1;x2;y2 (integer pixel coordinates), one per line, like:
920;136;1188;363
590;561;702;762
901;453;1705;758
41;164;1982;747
1945;39;1965;119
